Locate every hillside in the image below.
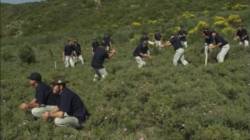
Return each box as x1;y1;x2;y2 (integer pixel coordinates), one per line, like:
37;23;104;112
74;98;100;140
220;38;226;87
1;0;250;139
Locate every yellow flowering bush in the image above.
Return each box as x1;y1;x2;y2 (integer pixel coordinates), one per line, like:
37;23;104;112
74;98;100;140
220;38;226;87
189;21;209;34
131;21;142;27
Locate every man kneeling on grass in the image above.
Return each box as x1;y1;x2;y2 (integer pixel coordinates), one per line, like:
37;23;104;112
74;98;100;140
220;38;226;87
19;72;59;118
42;78;89;128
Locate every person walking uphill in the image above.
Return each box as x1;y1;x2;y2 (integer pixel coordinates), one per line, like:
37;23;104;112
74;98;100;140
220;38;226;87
63;40;75;68
19;72;59;118
169;34;189;66
209;31;230;63
42;78;89;128
133;40;151;68
91;45;116;82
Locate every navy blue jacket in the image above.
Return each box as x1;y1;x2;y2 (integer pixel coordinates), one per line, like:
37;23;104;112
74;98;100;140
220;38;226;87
91;47;109;69
212;35;228;48
59;88;89;122
133;43;149;57
64;44;74;56
170;36;183;50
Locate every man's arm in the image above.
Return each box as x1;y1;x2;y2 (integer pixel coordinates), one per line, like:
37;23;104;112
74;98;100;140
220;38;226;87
209;44;219;49
140;52;151;59
29;99;39;107
19;99;39;111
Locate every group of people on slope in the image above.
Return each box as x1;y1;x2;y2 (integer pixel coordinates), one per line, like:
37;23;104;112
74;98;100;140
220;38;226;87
133;25;249;68
61;26;249;81
19;26;249;129
63;39;84;68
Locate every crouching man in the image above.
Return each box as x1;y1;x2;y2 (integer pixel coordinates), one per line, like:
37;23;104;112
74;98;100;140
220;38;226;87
210;31;230;63
42;78;89;128
133;40;151;68
91;45;116;82
19;72;59;118
169;34;189;66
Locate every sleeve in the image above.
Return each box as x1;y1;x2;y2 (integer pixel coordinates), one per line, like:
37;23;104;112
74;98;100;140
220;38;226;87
35;88;47;105
59;95;71;114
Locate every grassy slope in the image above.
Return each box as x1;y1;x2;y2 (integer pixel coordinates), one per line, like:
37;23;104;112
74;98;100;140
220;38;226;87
1;0;250;139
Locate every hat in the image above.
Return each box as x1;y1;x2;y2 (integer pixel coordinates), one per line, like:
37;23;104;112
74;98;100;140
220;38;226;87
27;72;42;82
51;77;69;85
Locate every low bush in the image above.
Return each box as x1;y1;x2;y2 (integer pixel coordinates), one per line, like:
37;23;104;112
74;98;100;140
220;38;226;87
18;44;36;64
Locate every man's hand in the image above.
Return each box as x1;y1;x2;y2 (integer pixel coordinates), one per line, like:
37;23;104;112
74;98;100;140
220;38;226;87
208;44;217;49
42;112;50;121
19;103;29;111
163;41;172;48
108;48;116;58
110;48;116;54
143;54;152;59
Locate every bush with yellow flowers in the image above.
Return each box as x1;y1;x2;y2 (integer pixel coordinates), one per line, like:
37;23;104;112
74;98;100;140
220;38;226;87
227;14;242;26
131;21;142;27
188;21;209;34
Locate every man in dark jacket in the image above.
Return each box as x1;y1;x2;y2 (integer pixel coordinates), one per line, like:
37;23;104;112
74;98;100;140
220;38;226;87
19;72;59;118
133;40;151;68
91;45;116;81
169;34;189;66
42;78;89;128
63;40;75;68
209;31;230;63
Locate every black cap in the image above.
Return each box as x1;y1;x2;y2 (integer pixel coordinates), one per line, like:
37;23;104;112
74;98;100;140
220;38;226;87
27;72;42;82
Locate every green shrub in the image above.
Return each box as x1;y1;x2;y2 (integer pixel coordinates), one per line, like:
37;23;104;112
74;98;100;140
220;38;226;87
18;44;36;64
113;26;134;43
1;51;14;62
